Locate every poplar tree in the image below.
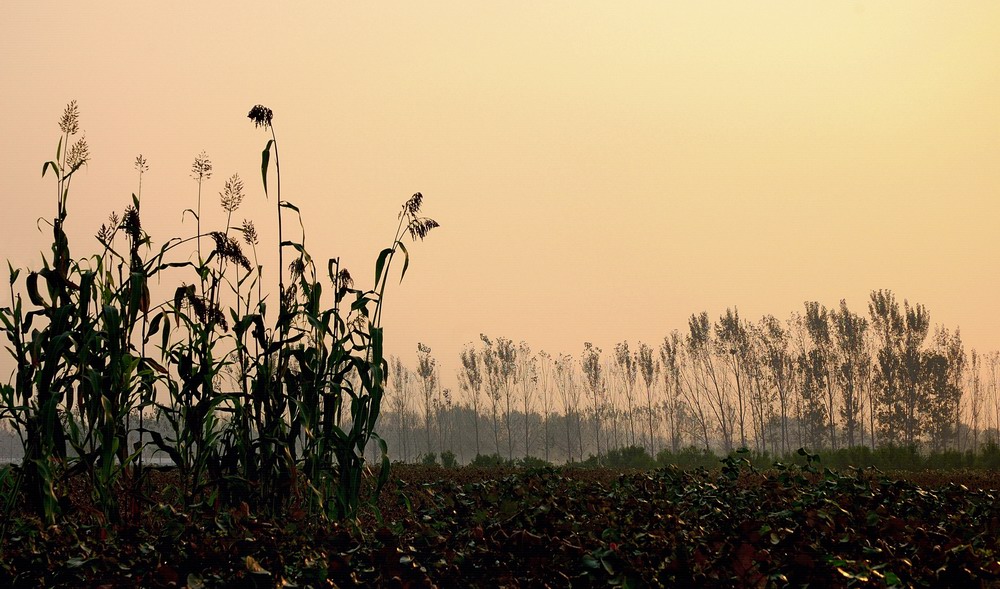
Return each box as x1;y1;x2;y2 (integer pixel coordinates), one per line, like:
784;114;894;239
716;308;751;449
458;344;484;458
689;312;734;452
833;300;867;448
555;353;582;462
661;332;692;452
759;316;793;454
516;342;537;459
637;342;659;455
416;343;437;457
388;356;411;462
614;341;639;448
581;342;605;461
804;302;836;449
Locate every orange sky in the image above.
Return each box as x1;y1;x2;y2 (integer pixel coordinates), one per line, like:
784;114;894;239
1;2;998;386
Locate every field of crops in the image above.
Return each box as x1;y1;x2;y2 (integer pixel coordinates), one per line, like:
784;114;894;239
2;459;999;587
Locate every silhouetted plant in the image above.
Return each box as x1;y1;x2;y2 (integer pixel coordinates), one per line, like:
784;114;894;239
189;150;213;270
0;101;437;525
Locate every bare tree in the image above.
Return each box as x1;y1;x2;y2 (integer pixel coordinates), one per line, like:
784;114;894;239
614;341;639;448
689;312;734;452
516;341;538;459
388;355;411;462
637;342;659;455
536;351;554;462
458;344;484;458
416;343;438;457
555;353;582;463
660;332;690;452
716;308;751;449
581;342;605;461
434;385;454;457
744;324;774;453
968;349;983;451
758;316;792;454
860;326;878;449
791;308;829;450
988;352;1000;444
481;334;517;459
481;335;504;457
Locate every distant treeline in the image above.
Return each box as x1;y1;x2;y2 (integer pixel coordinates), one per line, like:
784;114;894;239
385;291;999;465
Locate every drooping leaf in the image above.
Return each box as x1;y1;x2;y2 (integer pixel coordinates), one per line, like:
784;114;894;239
25;272;45;307
374;247;392;287
145;312;164;342
397;241;410;283
260;139;273;197
42;160;59;178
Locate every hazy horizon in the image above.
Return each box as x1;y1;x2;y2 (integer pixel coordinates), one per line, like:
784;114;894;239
2;2;998;385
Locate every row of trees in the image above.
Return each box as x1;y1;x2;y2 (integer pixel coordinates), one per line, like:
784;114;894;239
383;291;1000;464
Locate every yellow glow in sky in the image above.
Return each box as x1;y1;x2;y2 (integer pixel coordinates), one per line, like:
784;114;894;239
1;2;998;378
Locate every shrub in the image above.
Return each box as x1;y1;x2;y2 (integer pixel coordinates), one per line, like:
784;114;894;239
977;441;1000;470
470;453;508;468
516;455;552;469
440;450;458;468
657;446;718;470
603;445;656;469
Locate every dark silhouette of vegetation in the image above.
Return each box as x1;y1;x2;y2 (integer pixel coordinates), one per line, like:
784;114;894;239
382;293;995;469
0;102;437;527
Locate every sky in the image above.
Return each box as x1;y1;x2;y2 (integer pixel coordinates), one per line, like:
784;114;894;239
1;2;998;389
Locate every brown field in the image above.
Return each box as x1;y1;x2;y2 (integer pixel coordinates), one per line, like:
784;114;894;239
2;463;999;587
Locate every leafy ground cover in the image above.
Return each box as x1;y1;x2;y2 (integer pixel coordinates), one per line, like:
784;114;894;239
1;459;999;587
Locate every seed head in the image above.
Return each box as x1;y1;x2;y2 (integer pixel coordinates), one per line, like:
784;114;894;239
183;289;228;331
210;231;251;271
288;258;306;280
241;219;258;246
96;211;121;244
191;151;212;182
227;236;251;271
335;268;353;303
59;100;80;135
247;105;273;129
407;217;439;241
220;174;244;213
134;154;149;174
66;136;90;171
400;192;423;218
122;205;142;244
